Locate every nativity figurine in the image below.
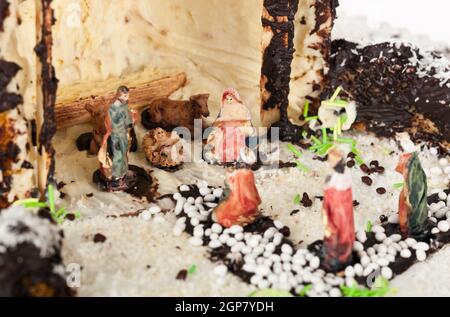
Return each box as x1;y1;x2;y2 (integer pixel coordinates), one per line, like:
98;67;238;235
320;149;355;272
204;88;255;164
93;86;138;191
395;152;429;238
141;93;210;134
212;168;261;228
142;128;185;169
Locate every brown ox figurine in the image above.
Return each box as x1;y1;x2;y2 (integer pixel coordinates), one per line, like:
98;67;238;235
141;94;210;134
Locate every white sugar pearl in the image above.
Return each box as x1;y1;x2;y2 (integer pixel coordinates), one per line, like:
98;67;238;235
356;231;367;243
248;237;260;248
211;223;222;234
231;242;244;253
388;214;399;224
383;237;393;246
270;254;281;262
149;205;162;215
234;232;244;241
219;234;229;244
431;167;443;175
226;238;237;247
345;266;355;278
175;199;185;215
376;258;389;267
353;241;364;252
354;264;363;276
268;274;278;284
282;262;292;272
329;288;342;297
281;244;293;255
180;185;190;192
255;265;271;276
189;237;203;246
264;227;277;239
190;218;200;226
253;246;264;256
430;203;441;212
214;265;228;276
173;226;183;236
185;205;198;214
281;253;291;262
389;234;402;242
258;280;270;289
272;233;283;246
243;263;255;273
372;225;385;233
310;257;320;269
213;188;223;198
265;243;276;253
173;193;182;200
431;227;440;234
435;209;448;219
230;225;243;234
242;246;252;254
193;226;204;238
194;197;203;205
381;267;393;280
205;202;217;208
405;238;417;247
416;250;427;262
437;220;450;232
387;246;397;256
208;240;222;248
360;255;370;267
413;242;430;251
204;194;216;202
204;228;212;236
439;191;448;200
199;187;211;196
274;221;284;230
375;232;387;242
439;158;448;166
141;210;151;221
197;180;208;188
250;275;262;285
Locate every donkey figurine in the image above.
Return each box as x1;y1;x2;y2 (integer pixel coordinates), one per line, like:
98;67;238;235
141;94;210;134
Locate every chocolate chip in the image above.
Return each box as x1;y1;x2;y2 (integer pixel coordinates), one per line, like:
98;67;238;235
376;187;386;195
280;226;291;237
370;160;379;168
86;193;94;198
290;209;300;216
361;176;373;186
301;193;313;207
353;200;360;207
346;160;355;168
347;152;356;159
176;269;188;281
360;164;370;174
93;233;107;243
65;214;75;221
375;166;385;174
379;215;388;223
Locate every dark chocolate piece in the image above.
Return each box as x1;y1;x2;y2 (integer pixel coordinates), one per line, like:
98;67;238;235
325;39;450;152
0;0;9;32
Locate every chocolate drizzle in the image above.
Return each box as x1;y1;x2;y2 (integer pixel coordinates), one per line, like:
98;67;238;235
0;61;23;112
325;40;450;152
0;0;9;32
35;0;58;187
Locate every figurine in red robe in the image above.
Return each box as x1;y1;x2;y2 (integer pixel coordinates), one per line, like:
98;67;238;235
212;169;261;228
395;152;428;238
320;149;355;271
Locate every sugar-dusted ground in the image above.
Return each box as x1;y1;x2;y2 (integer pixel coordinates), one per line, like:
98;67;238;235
54;123;449;296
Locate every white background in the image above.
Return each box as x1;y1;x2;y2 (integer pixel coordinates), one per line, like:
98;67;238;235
338;0;449;43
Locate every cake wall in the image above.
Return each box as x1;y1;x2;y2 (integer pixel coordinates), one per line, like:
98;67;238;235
52;0;326;126
0;0;38;207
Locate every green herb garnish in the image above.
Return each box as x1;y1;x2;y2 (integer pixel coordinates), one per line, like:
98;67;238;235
188;264;197;275
287;143;303;158
340;277;395;297
293;194;301;205
393;182;404;189
366;220;373;233
298;284;313;297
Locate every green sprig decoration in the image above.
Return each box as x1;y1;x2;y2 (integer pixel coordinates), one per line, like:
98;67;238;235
340;277;396;297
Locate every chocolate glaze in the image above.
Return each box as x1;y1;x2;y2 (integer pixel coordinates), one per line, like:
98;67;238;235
0;61;23;112
35;0;58;186
325;40;450;152
0;0;9;32
0;210;73;297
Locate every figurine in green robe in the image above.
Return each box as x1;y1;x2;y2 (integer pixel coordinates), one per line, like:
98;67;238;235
396;152;429;238
98;86;137;187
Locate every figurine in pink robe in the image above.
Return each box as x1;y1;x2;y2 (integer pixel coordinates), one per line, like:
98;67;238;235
320;149;355;271
205;88;254;163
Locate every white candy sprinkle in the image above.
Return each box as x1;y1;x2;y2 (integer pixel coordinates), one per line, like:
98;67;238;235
281;244;293;255
199;187;211;196
429;147;438;156
274;221;284;230
248;237;260;248
190;218;200;226
189;237;203;246
265;243;276;253
413;242;430;251
197;180;209;188
255;265;271;276
149;205;162;215
226;238;237;247
405;238;417;247
388;214;399;224
431;227;440;234
377;258;390;267
211;223;222;234
400;249;411;258
353;241;364;252
416;250;427;262
381;267;393;280
263;227;277;239
209;240;222;248
250;275;262;285
329;288;342;297
219;234;229;244
375;232;387;242
253;246;264;256
345;266;355;278
242;246;252;254
213;188;223;198
205;202;218;208
231;243;244;253
214;265;228;276
360;255;371;267
204;194;216;202
229;225;243;234
354;264;363;276
371;225;385;233
439;158;448;166
435;209;447;219
390;234;402;242
193;226;204;238
438;220;450;232
438;191;448;200
195;197;203;205
356;231;367;243
234;232;244;241
243;263;255;273
187;197;195;204
310;257;320;269
175;199;185;215
180;185;190;192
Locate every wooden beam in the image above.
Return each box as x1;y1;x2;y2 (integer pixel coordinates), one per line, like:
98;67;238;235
55;71;187;129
